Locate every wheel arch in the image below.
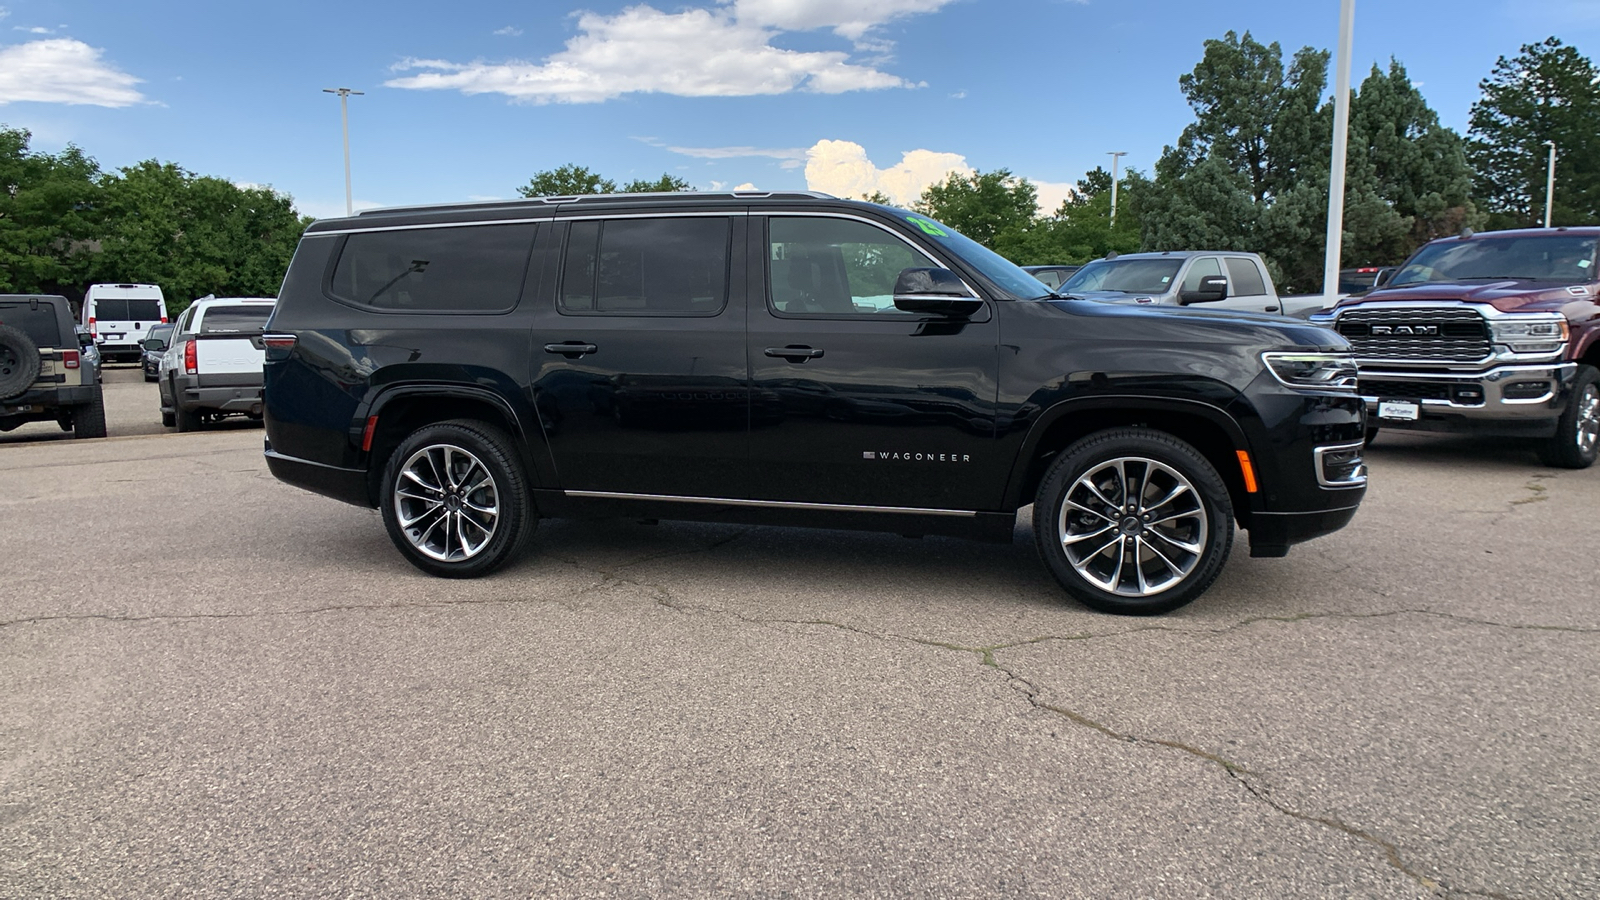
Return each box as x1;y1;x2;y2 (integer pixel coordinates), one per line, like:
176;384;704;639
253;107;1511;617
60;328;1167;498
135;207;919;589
1003;395;1254;526
361;384;545;507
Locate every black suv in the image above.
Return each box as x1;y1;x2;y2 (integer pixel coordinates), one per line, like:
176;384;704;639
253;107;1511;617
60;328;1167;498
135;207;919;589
1;294;106;440
262;193;1367;614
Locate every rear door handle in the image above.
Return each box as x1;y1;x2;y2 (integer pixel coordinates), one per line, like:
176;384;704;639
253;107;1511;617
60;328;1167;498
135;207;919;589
545;342;597;358
764;346;824;362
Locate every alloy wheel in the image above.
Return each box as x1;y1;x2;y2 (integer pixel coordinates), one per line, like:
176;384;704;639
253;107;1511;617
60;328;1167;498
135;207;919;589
1577;384;1599;457
1057;456;1208;597
393;443;501;562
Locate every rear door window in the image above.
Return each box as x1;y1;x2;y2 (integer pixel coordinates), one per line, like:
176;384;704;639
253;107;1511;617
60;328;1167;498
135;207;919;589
91;299;163;321
559;217;731;315
330;223;537;312
1225;258;1268;297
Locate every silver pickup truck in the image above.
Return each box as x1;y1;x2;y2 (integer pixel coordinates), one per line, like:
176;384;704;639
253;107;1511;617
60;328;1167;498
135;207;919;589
158;296;276;431
1055;251;1338;318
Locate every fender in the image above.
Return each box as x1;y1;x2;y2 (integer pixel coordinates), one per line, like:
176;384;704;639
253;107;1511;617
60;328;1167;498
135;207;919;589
356;381;555;489
999;393;1253;510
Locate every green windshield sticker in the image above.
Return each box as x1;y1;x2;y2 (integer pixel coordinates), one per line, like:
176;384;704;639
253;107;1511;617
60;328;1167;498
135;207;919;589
905;216;948;237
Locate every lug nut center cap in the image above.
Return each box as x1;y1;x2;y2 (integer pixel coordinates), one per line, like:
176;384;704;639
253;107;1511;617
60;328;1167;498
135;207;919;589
1120;516;1143;536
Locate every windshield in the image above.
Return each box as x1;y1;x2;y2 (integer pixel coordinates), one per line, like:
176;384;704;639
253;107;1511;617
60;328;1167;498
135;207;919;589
1058;258;1184;295
1391;235;1598;286
897;213;1056;300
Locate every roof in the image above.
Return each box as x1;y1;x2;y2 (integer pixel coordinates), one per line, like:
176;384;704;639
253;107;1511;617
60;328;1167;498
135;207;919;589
1095;250;1264;261
355;190;838;218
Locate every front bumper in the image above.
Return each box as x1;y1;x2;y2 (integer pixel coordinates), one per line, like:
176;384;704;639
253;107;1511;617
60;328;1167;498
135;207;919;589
1360;362;1576;438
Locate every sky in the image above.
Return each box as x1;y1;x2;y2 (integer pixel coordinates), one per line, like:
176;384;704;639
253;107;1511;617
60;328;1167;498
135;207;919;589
2;0;1598;220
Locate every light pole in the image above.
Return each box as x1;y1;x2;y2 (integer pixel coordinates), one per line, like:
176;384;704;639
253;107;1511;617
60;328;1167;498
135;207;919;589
1543;140;1558;228
1107;151;1127;229
323;87;364;217
1321;0;1355;298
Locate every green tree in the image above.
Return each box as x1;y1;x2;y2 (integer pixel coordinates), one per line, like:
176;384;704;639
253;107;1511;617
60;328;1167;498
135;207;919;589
516;164;617;197
914;169;1038;254
620;173;692;193
516;165;694;197
0;126;102;296
1467;37;1600;227
1007;166;1143;265
91;160;308;316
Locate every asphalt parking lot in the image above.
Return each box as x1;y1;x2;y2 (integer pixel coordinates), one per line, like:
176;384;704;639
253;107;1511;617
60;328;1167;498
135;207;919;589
3;368;1596;898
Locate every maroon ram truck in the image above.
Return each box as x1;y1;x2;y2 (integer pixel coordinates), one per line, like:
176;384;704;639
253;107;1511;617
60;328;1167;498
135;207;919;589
1311;227;1599;468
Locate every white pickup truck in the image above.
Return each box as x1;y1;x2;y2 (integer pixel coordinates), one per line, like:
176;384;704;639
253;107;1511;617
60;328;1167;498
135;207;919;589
1054;251;1338;318
157;296;276;431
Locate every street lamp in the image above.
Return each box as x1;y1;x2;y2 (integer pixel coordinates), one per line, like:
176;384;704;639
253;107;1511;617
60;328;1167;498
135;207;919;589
1106;151;1127;229
1321;0;1355;298
323;87;364;217
1543;140;1557;228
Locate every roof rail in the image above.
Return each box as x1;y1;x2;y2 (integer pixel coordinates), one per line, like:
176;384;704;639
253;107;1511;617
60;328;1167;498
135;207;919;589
357;190;838;217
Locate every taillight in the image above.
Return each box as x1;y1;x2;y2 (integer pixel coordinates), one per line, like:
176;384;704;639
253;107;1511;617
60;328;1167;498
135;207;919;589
262;334;297;362
160;316;168;323
184;340;197;375
88;316;96;336
62;349;81;369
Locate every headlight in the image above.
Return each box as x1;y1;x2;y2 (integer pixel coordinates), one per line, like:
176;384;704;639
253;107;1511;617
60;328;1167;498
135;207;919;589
1489;315;1568;355
1261;352;1359;392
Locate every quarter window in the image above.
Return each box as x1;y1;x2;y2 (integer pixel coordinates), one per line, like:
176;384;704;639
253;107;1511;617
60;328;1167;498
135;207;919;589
559;217;730;315
768;217;926;316
329;223;537;312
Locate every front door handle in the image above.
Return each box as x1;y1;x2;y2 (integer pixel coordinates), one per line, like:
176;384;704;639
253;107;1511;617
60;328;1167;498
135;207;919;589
764;346;824;362
545;342;597;358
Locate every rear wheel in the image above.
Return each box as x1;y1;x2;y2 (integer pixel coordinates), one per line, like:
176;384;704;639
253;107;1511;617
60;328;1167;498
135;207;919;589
1034;428;1234;615
379;419;536;578
1539;365;1599;469
1364;426;1379;446
73;385;107;439
175;402;202;432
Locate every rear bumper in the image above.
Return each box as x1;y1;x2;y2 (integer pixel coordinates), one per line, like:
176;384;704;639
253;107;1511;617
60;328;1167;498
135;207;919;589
174;374;265;414
1;384;95;414
264;447;371;507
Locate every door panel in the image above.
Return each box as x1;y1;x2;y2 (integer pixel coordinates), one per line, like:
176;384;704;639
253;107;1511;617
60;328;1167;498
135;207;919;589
529;216;750;498
746;215;1003;511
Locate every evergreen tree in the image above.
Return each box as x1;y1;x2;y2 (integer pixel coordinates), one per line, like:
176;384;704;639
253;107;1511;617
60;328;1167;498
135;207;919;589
1468;37;1600;227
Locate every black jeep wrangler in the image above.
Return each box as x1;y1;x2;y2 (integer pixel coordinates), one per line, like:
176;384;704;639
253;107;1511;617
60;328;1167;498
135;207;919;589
0;295;106;440
262;193;1367;614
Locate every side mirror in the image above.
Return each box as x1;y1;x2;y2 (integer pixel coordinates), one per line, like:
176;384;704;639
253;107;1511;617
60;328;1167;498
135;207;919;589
1375;267;1395;287
1179;275;1229;304
143;338;165;351
78;331;95;348
892;267;983;317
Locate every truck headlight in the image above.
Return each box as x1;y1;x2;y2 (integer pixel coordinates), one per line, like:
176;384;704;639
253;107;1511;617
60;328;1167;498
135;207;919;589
1261;352;1359;392
1489;316;1568;354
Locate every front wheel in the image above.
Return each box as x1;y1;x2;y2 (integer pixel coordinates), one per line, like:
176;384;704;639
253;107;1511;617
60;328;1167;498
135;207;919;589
379;420;536;578
1539;365;1599;469
1034;428;1234;615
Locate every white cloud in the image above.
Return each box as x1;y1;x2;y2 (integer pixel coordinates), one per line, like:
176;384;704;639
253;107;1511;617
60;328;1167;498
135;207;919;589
386;4;927;103
0;38;146;107
637;136;808;168
0;8;8;21
804;139;970;206
734;182;758;190
805;139;1076;215
727;0;957;41
492;26;522;36
14;26;51;34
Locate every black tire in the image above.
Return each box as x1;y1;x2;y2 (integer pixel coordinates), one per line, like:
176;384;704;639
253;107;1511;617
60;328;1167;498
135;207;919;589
175;401;202;432
1033;428;1234;615
1364;426;1379;446
1539;364;1599;469
379;419;536;578
161;410;175;428
73;385;107;439
0;323;42;401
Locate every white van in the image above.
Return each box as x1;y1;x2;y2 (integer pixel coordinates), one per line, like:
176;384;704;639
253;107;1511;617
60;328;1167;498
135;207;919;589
82;283;167;362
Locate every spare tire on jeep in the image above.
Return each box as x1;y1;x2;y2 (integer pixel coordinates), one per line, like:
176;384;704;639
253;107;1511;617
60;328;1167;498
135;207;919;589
0;323;43;400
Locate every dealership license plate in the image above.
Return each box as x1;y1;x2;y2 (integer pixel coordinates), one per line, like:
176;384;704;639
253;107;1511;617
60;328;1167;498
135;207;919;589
1378;400;1420;421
